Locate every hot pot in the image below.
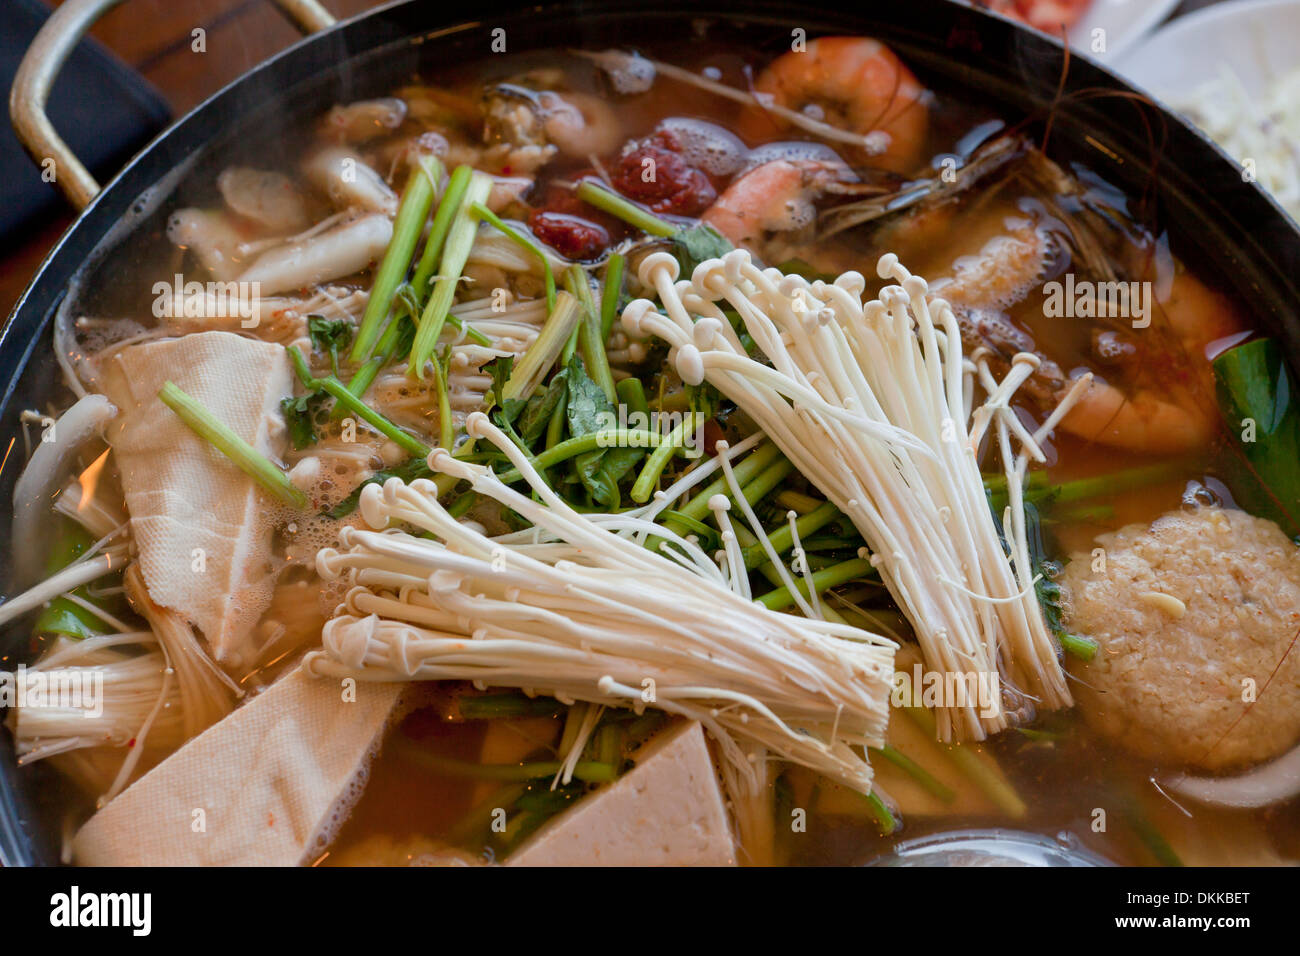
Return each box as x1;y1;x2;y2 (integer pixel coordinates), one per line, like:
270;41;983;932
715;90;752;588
2;0;1297;865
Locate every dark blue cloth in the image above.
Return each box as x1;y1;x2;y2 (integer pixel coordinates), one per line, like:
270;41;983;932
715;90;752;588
0;0;170;248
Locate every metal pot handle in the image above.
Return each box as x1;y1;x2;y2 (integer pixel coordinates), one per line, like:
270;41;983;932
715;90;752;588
8;0;337;211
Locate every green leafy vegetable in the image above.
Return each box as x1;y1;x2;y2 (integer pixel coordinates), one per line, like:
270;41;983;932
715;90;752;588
754;557;874;612
599;253;626;341
501;292;582;405
1036;568;1098;662
457;693;565;719
288;346;430;460
574;180;677;237
307;316;353;375
567;265;616;403
325;456;433;519
513;781;586;815
1213;336;1300;537
564;354;613;439
409;168;494;377
517;367;570;446
396;747;617;784
572;180;734;273
671;222;732;274
411;164;472;301
864;791;900;835
486;355;527;428
1022;501;1098;662
32;520;109;643
870;744;955;803
564;356;643;507
281;390;329;450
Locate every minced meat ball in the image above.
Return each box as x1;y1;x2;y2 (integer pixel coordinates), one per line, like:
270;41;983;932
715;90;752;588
1060;506;1300;771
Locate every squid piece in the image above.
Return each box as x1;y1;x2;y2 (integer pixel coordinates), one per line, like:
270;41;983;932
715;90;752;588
320;97;408;144
167;208;254;281
238;214;393;295
217;167;310;233
303;147;398;216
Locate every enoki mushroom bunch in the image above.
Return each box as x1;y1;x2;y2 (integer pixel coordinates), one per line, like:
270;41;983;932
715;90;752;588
305;413;896;795
624;250;1090;741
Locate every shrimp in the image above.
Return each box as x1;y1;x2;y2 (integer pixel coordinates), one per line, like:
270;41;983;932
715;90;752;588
917;213;1068;403
1059;273;1247;454
931;218;1058;313
702;159;839;247
738;37;929;174
1059;379;1214;454
930;210;1244;454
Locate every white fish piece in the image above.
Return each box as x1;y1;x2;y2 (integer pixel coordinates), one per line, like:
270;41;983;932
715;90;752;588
73;664;404;865
167;208;252;281
237;213;392;296
321;97;408;144
217;166;310;233
100;330;293;665
507;721;736;866
303;147;398;215
151;284;286;333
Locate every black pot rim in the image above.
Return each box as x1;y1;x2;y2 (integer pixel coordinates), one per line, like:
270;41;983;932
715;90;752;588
2;0;1298;867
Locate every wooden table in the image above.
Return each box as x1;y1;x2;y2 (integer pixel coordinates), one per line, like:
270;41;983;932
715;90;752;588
0;0;1224;320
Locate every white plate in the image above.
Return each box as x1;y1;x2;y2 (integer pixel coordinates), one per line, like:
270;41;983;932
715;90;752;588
951;0;1180;60
1110;0;1300;100
1066;0;1184;61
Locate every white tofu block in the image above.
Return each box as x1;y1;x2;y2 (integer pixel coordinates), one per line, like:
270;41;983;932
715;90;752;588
100;331;292;666
73;666;402;866
507;720;736;867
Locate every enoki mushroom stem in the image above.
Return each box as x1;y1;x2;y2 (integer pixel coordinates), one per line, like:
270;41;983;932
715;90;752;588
624;249;1087;741
305;413;896;795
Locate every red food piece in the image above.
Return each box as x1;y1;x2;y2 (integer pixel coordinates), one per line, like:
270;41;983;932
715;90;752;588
701;419;725;457
536;179;600;218
610;132;717;217
529;210;610;261
527;172;621;260
980;0;1091;31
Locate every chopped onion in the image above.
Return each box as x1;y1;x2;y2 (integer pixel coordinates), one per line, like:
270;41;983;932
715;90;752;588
10;394;117;588
1163;744;1300;809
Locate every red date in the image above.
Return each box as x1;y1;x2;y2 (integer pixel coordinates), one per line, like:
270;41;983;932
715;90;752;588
528;210;610;261
610;133;716;217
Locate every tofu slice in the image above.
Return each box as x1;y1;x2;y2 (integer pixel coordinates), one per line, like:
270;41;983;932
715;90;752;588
73;665;403;866
100;331;293;666
507;720;737;867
